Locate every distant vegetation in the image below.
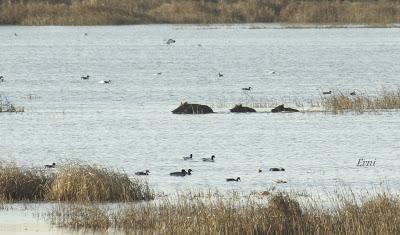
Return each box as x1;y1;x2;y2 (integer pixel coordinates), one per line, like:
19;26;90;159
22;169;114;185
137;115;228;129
322;89;400;113
0;162;153;203
49;191;400;234
0;0;399;25
211;89;400;114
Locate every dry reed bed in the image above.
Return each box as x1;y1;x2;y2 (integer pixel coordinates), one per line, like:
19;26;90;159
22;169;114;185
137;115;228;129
210;89;400;113
0;163;52;202
322;89;400;113
48;192;400;234
1;0;400;25
0;162;153;203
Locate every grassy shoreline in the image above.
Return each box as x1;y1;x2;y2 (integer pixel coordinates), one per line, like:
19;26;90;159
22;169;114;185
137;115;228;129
48;191;400;234
1;163;400;233
0;0;400;26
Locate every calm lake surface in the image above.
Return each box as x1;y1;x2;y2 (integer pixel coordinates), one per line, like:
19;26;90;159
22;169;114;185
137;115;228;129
1;25;400;195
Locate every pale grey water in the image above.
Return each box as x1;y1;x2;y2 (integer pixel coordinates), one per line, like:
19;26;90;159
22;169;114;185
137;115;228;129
1;25;400;196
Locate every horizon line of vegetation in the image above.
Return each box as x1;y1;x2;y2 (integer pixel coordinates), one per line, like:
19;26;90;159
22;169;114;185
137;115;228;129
0;0;400;25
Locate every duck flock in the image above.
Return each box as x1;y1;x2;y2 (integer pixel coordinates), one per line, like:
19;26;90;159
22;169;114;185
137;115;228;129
133;154;287;183
43;154;287;183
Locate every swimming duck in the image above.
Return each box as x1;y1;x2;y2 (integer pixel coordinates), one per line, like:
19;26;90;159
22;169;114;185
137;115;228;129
183;154;193;160
0;76;4;82
99;80;111;84
350;91;356;95
169;169;192;176
226;177;241;182
135;170;150;175
218;73;224;77
202;155;215;162
322;91;332;95
45;163;56;168
166;39;176;45
272;179;287;184
81;75;90;80
242;87;252;91
269;167;285;171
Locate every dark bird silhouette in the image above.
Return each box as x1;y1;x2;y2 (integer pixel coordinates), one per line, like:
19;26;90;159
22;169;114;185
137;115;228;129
166;39;176;45
218;73;223;77
242;87;252;91
45;163;56;168
81;75;90;80
100;80;111;84
350;91;356;95
226;177;241;182
135;170;150;175
169;169;192;176
322;91;332;95
183;154;193;160
269;167;285;171
202;155;215;162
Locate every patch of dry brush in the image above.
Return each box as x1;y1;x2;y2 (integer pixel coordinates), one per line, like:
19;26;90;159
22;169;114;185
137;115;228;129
47;164;153;202
1;0;400;25
48;192;400;234
0;163;153;203
0;162;52;202
322;89;400;113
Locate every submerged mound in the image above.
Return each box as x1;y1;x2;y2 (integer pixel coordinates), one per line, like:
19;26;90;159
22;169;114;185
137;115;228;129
172;102;213;114
271;104;299;113
230;104;256;113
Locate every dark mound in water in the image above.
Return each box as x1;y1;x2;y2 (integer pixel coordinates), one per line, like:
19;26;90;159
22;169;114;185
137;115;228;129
271;104;299;113
172;102;213;114
230;104;256;113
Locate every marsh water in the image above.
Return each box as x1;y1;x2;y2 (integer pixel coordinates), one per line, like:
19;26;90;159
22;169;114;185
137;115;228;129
1;25;400;196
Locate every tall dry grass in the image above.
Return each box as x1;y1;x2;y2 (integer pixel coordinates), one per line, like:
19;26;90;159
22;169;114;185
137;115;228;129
322;89;400;113
1;0;400;25
0;162;153;203
48;191;400;234
47;164;153;202
0;162;52;202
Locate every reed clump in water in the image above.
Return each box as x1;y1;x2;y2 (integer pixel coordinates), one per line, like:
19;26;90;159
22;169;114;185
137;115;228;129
1;0;400;25
0;162;153;203
0;162;52;202
49;191;400;234
322;89;400;113
47;164;154;202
